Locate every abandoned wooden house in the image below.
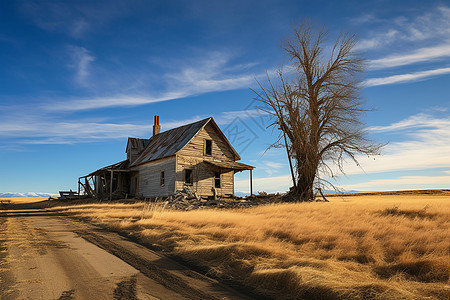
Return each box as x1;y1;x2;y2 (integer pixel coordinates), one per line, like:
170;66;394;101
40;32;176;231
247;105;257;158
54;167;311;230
78;116;255;200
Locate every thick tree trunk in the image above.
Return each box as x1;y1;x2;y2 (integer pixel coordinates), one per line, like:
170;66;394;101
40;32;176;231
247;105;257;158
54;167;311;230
282;164;316;202
297;178;315;201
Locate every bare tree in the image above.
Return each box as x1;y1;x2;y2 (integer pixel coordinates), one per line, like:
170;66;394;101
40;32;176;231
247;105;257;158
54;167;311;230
254;22;383;201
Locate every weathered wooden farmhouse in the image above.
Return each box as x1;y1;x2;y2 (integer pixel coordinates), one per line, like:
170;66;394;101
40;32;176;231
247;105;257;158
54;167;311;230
78;116;254;200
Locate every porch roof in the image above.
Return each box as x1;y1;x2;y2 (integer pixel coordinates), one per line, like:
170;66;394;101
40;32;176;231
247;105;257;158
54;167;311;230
204;160;254;171
88;159;130;176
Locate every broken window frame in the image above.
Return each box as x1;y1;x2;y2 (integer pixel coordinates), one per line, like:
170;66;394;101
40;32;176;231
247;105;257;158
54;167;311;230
214;171;221;188
185;169;193;185
160;170;165;187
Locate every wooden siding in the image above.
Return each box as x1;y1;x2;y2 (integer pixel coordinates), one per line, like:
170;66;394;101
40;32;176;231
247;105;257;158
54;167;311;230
176;123;236;197
133;156;176;197
175;156;234;196
126;145;140;165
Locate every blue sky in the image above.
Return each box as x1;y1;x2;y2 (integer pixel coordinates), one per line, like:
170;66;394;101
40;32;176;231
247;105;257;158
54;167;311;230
1;0;449;194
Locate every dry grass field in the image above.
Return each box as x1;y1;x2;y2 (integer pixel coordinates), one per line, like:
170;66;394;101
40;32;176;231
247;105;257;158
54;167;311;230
51;191;449;299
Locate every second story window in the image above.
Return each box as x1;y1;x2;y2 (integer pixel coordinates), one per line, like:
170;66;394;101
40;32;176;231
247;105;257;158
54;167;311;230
160;171;165;186
204;139;212;156
185;169;193;185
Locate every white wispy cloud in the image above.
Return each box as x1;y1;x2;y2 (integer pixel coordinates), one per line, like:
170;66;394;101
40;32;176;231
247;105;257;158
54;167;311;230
256;147;285;158
68;46;95;87
214;109;264;125
363;67;450;87
427;106;448;113
44;51;265;111
350;13;382;25
265;161;284;169
360;7;450;87
71;18;89;38
369;44;450;69
21;2;91;38
341;113;450;175
356;6;450;51
356;29;399;51
43;93;185;112
0;120;152;144
166;52;251;91
157;109;268;131
255;161;286;176
369;113;450;132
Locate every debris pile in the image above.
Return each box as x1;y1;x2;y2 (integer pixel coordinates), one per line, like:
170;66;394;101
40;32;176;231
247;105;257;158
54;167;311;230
149;186;283;211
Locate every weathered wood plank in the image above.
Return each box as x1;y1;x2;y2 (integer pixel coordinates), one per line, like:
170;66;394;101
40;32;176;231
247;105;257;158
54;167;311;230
134;156;176;197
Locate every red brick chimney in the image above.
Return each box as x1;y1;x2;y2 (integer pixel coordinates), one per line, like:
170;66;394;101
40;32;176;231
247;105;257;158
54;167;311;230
153;115;161;136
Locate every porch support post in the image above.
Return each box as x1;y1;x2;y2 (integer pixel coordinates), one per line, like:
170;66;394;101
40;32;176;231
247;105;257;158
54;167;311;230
110;170;113;201
85;178;89;197
94;176;97;199
77;177;81;199
250;169;253;196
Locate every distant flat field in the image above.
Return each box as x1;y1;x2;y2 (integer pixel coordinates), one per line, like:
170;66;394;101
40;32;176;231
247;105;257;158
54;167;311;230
49;189;450;300
0;197;48;204
327;190;450;208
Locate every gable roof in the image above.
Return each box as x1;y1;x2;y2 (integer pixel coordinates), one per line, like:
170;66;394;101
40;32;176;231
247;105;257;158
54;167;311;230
130;117;240;167
126;137;150;153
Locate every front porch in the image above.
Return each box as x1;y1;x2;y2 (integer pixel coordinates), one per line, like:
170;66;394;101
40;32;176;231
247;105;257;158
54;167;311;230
78;160;133;201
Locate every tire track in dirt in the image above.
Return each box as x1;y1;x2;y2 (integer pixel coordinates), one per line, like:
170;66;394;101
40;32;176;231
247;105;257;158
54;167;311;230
75;229;218;300
0;216;19;300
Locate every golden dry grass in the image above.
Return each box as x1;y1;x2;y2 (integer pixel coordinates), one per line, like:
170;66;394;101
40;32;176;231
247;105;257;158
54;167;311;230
53;193;450;299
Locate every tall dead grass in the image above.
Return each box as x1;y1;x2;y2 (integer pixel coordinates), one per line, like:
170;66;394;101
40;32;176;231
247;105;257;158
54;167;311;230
55;194;450;299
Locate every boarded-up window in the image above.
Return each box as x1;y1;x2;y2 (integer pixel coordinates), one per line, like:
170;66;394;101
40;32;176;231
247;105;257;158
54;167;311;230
160;171;165;186
214;172;221;188
185;169;193;185
204;139;212;156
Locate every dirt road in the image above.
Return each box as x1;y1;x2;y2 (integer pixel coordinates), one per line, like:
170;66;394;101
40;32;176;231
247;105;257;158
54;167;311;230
0;205;252;299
